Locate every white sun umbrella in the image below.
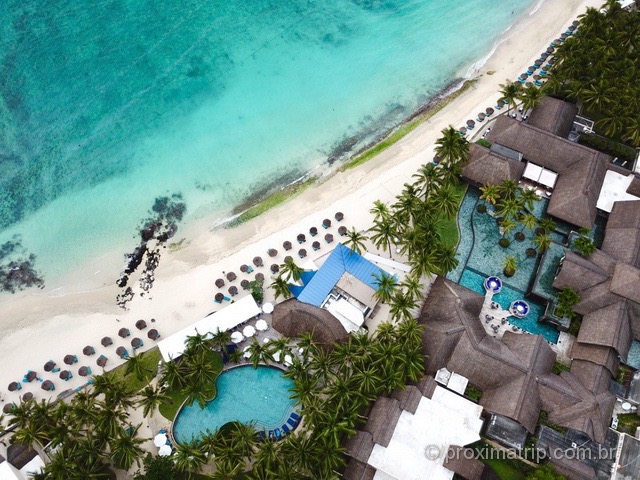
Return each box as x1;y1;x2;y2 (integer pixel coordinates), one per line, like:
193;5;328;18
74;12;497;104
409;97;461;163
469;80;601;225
255;319;269;331
262;302;274;314
231;331;245;344
158;444;172;456
243;345;252;359
243;325;256;338
263;337;270;344
153;433;167;447
273;350;282;363
284;354;293;366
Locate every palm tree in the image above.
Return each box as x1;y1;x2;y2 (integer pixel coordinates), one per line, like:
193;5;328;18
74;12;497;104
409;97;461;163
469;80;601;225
173;439;208;479
574;236;596;257
159;358;187;390
539;217;556;234
372;271;397;304
497;198;521;223
396;318;424;350
343;227;368;255
369;218;396;257
184;350;219;386
434;245;459;275
270;276;292;300
209;329;232;353
497;179;521;202
503;256;518;277
430;184;460;220
92;373;134;410
110;424;146;471
518;84;543;112
124;352;152;381
369;200;390;222
520;213;538;233
389;291;416;322
183;331;211;358
434;126;469;166
520;188;540;211
499;80;522;114
412;163;443;198
279;257;303;282
95;402;129;438
400;275;424;303
281;432;320;474
137;384;170;418
533;233;552;253
479;184;500;205
247;339;274;368
501;217;516;239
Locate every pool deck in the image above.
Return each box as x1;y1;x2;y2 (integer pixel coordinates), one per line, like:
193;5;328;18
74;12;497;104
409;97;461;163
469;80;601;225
478;290;572;361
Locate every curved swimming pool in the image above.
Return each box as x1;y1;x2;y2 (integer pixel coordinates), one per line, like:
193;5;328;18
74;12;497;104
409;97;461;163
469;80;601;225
173;365;296;443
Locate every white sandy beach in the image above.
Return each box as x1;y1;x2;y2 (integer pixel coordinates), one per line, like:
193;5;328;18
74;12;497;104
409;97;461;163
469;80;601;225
0;0;603;412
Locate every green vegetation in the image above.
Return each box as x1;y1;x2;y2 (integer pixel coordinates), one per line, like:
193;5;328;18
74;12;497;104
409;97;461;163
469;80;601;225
226;177;316;228
577;132;637;163
555;288;580;321
616;364;633;384
465;384;482;402
341;80;477;171
615;413;640;435
538;411;567;435
110;347;162;392
567;316;582;337
552;361;571;375
476;138;491;148
544;1;640;145
472;441;535;480
526;464;567;480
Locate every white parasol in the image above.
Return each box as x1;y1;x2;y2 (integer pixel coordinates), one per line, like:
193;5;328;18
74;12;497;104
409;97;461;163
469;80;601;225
262;303;274;314
231;331;245;344
255;319;269;331
284;354;293;366
158;444;172;456
154;433;167;447
243;325;256;338
273;350;282;363
243;345;252;359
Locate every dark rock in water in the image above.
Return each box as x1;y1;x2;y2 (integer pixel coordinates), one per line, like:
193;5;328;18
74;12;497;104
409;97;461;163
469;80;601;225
327;136;359;165
0;236;44;294
124;245;147;275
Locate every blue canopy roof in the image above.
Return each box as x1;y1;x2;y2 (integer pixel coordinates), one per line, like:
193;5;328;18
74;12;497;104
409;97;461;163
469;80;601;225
296;243;385;307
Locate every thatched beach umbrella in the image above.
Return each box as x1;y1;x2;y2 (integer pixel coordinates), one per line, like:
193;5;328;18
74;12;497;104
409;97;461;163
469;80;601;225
78;366;92;377
325;233;334;244
64;355;77;365
534;60;543;67
312;241;321;251
528;65;537;72
41;380;54;391
22;392;33;401
135;320;147;330
540;52;549;59
466;119;475;127
525;82;533;88
546;46;554;54
25;371;37;383
59;370;72;381
335;212;344;222
228;286;238;296
101;336;113;347
83;345;95;356
3;404;15;414
226;272;237;282
296;234;306;244
116;346;128;358
560;33;568;40
147;329;160;340
282;241;292;251
118;328;130;338
486;107;494;116
96;355;108;367
131;337;143;349
568;24;577;31
309;227;318;237
298;249;307;259
215;278;225;288
255;273;265;282
215;292;224;303
270;264;280;274
496;98;505;108
477;112;486;121
240;264;249;273
44;360;56;372
338;226;348;236
284;255;293;264
240;279;249;290
459;126;467;135
253;256;263;267
572;20;579;26
519;73;529;80
8;382;20;392
533;74;541;81
322;219;331;228
267;248;278;257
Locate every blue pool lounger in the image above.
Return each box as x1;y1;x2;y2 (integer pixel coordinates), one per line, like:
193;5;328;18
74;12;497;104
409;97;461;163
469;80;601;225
287;417;297;428
281;424;290;434
290;412;300;421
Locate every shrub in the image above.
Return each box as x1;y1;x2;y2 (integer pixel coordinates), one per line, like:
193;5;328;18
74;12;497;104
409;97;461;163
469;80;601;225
475;138;491;148
578;133;636;163
515;232;525;241
476;204;487;213
499;238;510;248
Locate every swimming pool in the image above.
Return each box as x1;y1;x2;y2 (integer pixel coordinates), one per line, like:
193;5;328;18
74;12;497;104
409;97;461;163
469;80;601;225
460;268;559;343
173;365;297;443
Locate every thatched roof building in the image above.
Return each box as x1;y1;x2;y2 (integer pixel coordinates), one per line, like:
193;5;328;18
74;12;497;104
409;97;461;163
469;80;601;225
486;114;611;228
344;431;375;464
272;298;348;346
390;385;423;414
419;278;616;443
576;301;633;360
343;460;377;480
526;96;578;138
462;144;526;186
443;446;486;480
362;397;402;447
602;200;640;268
627;175;640;197
6;442;38;470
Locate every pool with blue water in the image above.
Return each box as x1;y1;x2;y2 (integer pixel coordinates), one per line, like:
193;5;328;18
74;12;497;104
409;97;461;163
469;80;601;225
460;269;559;343
173;365;297;443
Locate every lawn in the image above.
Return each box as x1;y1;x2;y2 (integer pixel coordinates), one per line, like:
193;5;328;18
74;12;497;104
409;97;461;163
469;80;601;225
437;182;467;248
472;441;535;480
109;347;162;393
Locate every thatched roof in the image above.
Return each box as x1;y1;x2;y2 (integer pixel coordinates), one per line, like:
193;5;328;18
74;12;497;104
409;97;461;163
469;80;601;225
487;115;610;228
552;250;609;292
603;200;640;268
627;176;640;197
272;298;348;346
343;459;377;480
344;431;375;463
606;199;640;229
390;385;423;414
444;446;486;480
526;96;578;138
610;262;640;304
462;144;526;186
569;360;612;395
576;301;632;358
363;397;402;447
570;342;620;376
415;375;437;399
7;442;38;469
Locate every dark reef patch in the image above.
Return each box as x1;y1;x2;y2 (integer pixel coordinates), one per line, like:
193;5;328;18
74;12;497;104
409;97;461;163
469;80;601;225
0;235;44;293
116;194;186;309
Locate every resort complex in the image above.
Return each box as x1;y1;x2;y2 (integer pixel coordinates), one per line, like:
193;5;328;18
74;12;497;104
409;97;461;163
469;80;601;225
1;1;640;480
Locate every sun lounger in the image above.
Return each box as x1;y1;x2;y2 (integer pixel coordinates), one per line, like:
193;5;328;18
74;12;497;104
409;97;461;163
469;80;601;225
282;424;290;434
290;412;300;421
287;417;297;428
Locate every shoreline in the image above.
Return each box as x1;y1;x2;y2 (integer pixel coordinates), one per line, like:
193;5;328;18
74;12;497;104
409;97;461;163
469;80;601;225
0;0;604;407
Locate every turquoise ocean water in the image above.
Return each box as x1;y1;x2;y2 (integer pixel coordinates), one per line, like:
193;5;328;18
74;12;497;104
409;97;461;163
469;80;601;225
0;0;537;285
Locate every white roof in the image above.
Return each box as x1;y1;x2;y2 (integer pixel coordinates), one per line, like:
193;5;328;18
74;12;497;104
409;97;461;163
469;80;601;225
523;162;543;181
325;297;362;333
597;170;640;213
538;169;558;188
0;462;21;480
157;295;261;361
523;161;558;189
368;386;483;480
447;373;469;395
363;252;411;273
